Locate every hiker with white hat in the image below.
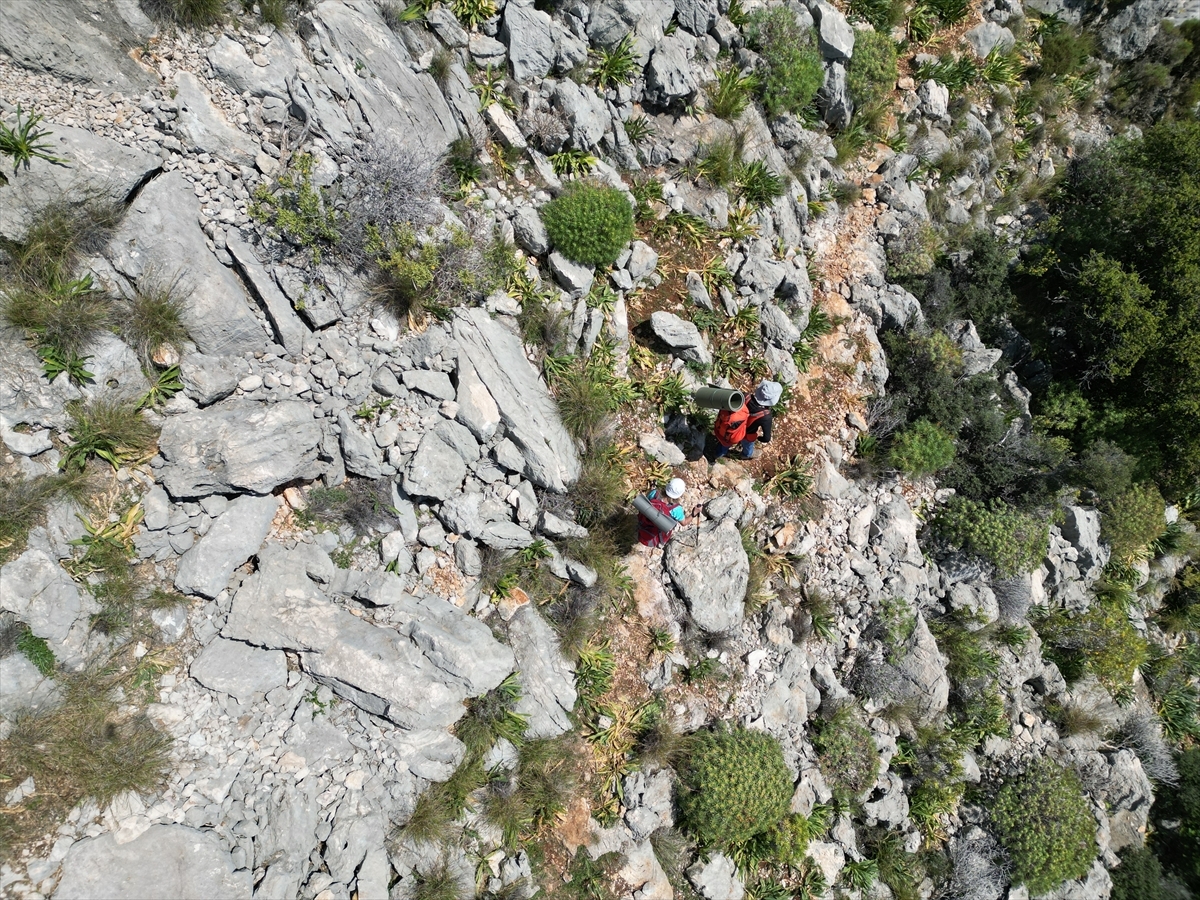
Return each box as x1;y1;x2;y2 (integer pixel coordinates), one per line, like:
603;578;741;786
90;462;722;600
714;380;782;460
635;476;699;547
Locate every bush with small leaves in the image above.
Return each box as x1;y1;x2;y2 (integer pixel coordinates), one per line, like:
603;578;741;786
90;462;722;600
847;29;898;110
1036;599;1148;692
812;706;880;804
988;758;1097;895
1101;482;1167;562
677;726;793;848
745;8;824;117
933;497;1049;577
889;419;956;477
539;182;634;267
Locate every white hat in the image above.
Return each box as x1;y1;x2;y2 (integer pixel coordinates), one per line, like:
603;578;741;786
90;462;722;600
665;477;686;499
754;380;783;407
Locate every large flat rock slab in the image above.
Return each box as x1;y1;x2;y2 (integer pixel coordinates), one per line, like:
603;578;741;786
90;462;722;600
0;124;160;244
308;0;461;156
664;519;749;634
53;824;251;900
0;0;157;92
105;172;266;357
453;308;580;492
222;541;514;730
156;400;323;499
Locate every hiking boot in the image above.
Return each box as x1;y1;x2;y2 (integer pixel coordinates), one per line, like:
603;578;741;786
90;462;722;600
741;440;755;459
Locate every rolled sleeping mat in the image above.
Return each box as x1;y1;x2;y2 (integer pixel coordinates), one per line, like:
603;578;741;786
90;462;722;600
692;386;745;411
633;494;680;533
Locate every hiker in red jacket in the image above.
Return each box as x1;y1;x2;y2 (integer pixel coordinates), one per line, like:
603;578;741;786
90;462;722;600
636;478;698;547
714;380;782;460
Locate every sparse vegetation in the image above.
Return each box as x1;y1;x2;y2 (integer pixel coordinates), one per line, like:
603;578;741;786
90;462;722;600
811;705;880;804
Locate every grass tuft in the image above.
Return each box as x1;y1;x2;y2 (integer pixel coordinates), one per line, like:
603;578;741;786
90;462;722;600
61;398;159;473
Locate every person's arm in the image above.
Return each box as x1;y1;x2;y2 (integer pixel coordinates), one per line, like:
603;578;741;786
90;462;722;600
759;411;773;444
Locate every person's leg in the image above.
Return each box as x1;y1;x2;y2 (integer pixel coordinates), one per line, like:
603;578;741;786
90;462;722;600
714;442;731;458
741;418;763;458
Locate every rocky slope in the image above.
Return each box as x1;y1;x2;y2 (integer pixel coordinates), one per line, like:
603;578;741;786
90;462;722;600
0;1;1195;899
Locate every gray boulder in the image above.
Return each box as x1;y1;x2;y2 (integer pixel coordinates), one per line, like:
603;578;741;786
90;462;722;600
207;34;294;100
338;412;385;479
866;613;950;724
0;124;160;244
403;369;456;401
105;173;265;357
0;332;81;431
507;606;577;738
650;311;711;365
0;0;156;92
179;352;244;407
223;541;514;729
553;79;611;151
664;519;749;633
172;72;258;165
0;653;58;720
675;0;720;35
964;21;1015;58
512;207;550;256
501;2;558;82
1060;506;1106;578
759;301;803;349
687;853;744;900
0;549;92;649
189;637;288;703
174;495;279;598
157;400;324;498
760;646;818;732
646;35;698;107
403;429;468;502
818;59;853;129
226;236;309;357
453;308;581;492
548;250;595;298
814;2;855;60
251;779;319;900
308;0;462;155
53;825;250;900
944;319;1002;376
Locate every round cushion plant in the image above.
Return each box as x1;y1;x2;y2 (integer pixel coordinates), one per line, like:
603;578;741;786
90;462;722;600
988;757;1097;895
676;725;793;848
538;182;634;268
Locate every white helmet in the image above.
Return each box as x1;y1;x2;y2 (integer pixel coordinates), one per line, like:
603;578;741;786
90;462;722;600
665;477;686;499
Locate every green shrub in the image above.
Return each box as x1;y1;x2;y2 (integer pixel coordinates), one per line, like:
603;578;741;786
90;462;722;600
1151;747;1200;890
930;619;1000;684
0;105;66;175
889;419;956;477
812;706;880;804
1101;482;1167;562
17;629;55;676
540;182;634;267
1111;846;1170;900
141;0;226;28
933;497;1049;577
1073;440;1138;499
250;152;340;264
592;34;639;88
708;65;758;120
117;273;189;367
61;398;158;473
988;758;1096;895
1039;25;1095;77
847;29;898;110
736;160;786;209
677;726;793;848
745;8;824;117
847;0;905;31
1036;600;1148;692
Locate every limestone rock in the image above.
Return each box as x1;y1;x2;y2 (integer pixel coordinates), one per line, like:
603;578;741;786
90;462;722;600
453;308;581;492
105;173;266;357
507;606;577;738
223;542;514;729
172;72;258;165
174;495;279;598
53;824;251;900
0;124;159;244
157;400;324;498
189;637;288;703
664;519;749;633
650;311;711;365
